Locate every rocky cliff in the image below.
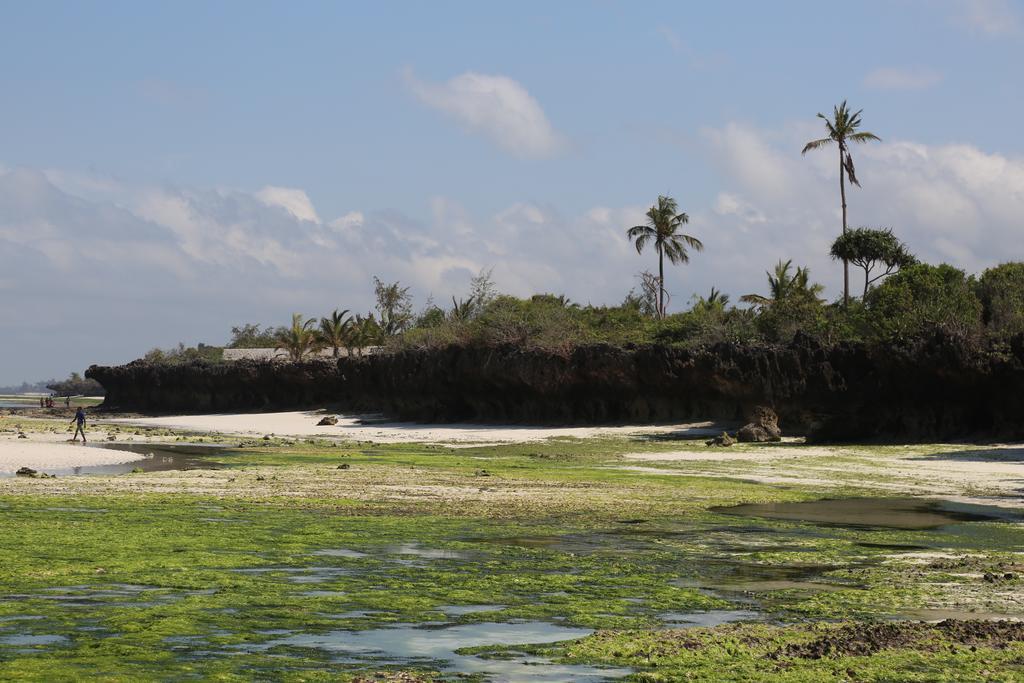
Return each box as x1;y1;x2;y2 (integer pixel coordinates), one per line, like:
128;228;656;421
86;332;1024;441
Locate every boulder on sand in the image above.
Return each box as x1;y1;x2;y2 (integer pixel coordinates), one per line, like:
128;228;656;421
317;415;338;426
737;406;782;443
705;432;736;447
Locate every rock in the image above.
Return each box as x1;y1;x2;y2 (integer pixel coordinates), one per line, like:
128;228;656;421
737;406;782;443
262;435;271;440
336;463;350;470
317;415;338;426
86;331;1024;442
705;432;736;447
15;467;37;477
17;432;27;439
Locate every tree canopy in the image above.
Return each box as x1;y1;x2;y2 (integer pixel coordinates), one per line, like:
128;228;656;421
830;228;916;299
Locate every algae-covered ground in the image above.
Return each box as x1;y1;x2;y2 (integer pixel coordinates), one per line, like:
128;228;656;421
1;415;1023;681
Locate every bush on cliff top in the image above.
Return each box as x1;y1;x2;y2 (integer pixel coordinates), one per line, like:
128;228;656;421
977;262;1024;338
134;260;1024;363
866;264;983;342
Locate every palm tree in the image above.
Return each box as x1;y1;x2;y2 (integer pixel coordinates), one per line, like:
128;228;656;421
802;101;881;306
276;313;321;362
347;314;383;357
448;296;477;323
318;309;352;358
693;287;730;313
740;260;825;309
626;195;704;318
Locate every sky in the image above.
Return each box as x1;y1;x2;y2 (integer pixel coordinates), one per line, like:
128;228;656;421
1;0;1023;384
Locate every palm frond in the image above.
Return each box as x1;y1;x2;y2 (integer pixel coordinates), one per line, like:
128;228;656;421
802;137;833;154
844;152;860;187
849;131;881;143
739;293;771;306
662;240;690;265
629;227;653;254
680;234;704;251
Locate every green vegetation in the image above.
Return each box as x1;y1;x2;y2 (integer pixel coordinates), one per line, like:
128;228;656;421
977;262;1024;338
867;263;983;342
159;253;1023;360
142;342;223;365
275;313;322;362
829;227;916;299
45;371;106;397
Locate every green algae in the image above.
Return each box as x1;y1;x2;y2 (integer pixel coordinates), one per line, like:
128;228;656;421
1;431;1023;681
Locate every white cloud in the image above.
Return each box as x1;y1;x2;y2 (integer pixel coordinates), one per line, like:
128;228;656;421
404;69;565;159
0;168;653;381
863;67;943;90
255;186;320;223
656;25;683;52
697;122;1024;301
951;0;1022;35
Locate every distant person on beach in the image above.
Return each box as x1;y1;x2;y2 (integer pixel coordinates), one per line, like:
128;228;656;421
65;396;70;407
71;407;87;443
39;397;44;408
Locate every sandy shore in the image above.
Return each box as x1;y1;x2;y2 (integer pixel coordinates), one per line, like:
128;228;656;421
0;440;145;474
108;411;723;444
620;443;1024;507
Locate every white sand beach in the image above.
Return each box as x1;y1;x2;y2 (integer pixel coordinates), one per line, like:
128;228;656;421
0;440;144;474
109;411;723;444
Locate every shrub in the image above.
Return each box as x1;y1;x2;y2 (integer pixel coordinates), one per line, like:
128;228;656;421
866;263;982;341
976;262;1024;337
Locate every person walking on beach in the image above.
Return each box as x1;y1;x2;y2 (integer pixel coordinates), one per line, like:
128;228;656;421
71;407;87;443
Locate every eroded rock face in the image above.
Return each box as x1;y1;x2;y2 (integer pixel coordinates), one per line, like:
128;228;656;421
86;331;1024;442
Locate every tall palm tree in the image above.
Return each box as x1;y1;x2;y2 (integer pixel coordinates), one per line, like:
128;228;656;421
626;195;704;318
318;309;352;358
802;101;881;306
276;313;321;362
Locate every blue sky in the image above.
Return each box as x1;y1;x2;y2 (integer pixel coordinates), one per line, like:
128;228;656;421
1;1;1023;383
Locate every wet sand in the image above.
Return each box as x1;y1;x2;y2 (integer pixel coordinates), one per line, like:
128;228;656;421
0;440;145;474
108;411;722;445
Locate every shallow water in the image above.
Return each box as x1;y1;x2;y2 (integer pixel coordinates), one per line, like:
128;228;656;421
246;621;630;682
0;443;226;478
0;634;68;646
0;401;35;409
713;497;1021;530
